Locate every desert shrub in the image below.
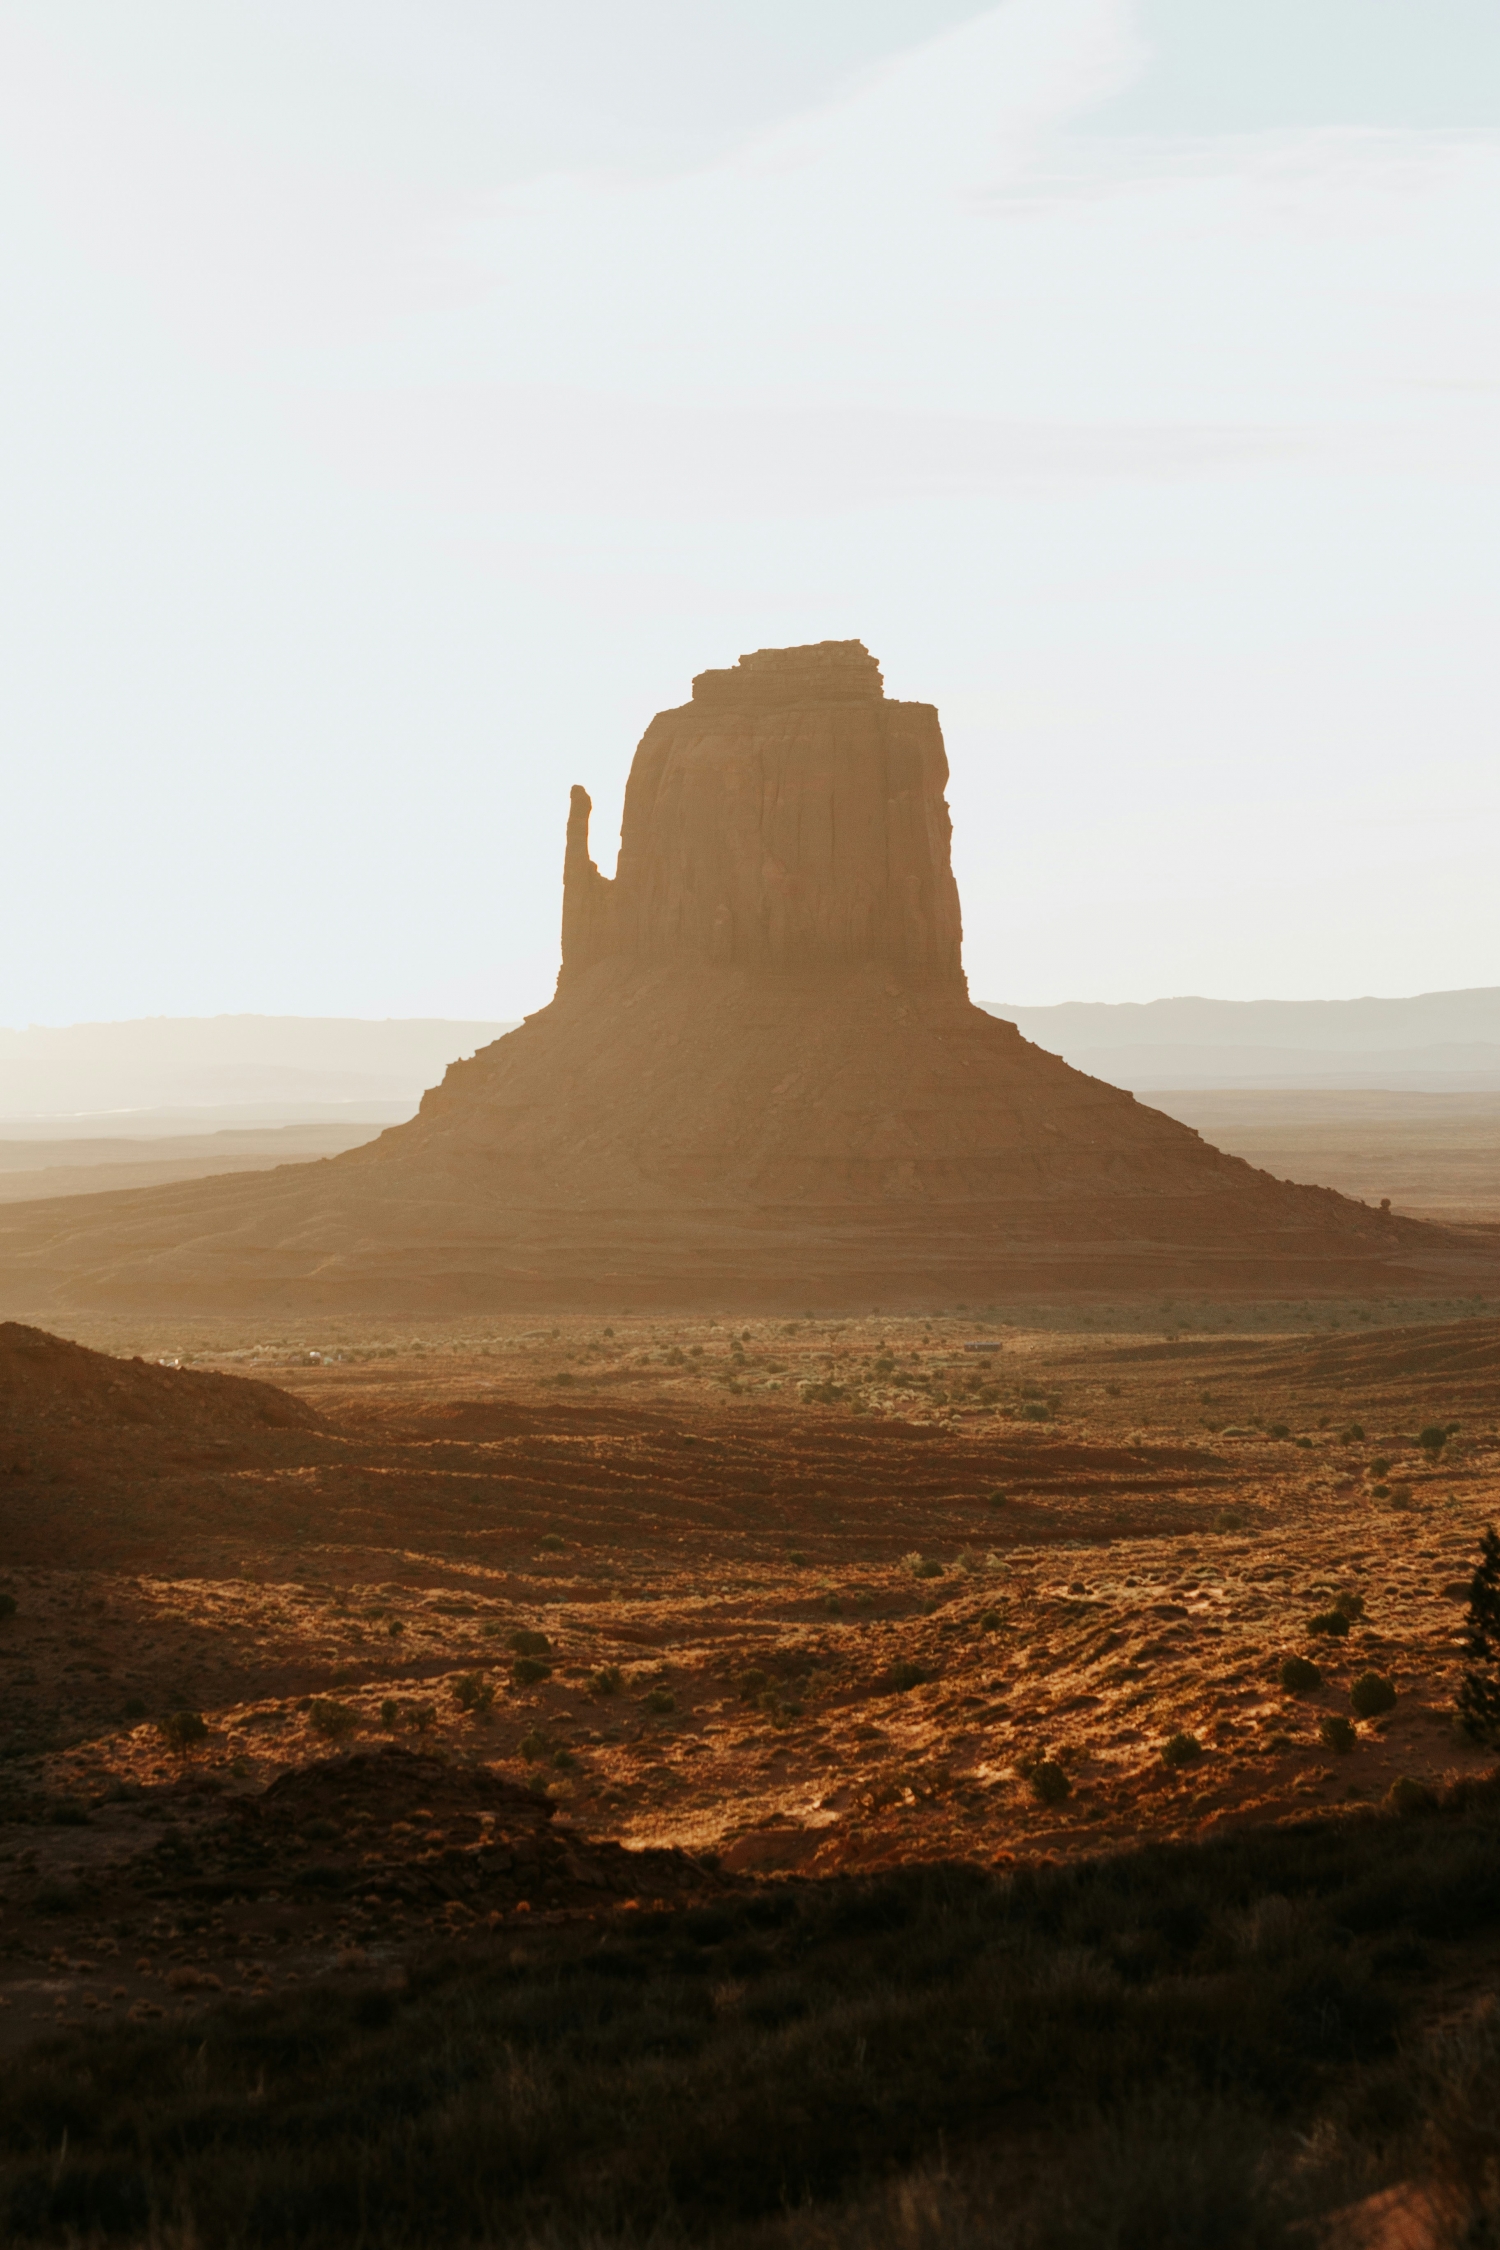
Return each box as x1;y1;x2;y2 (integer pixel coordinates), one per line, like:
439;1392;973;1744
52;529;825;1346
519;1731;548;1762
451;1674;495;1717
590;1665;623;1698
882;1659;929;1695
0;1592;15;1621
386;1618;404;1638
1319;1716;1357;1754
1334;1589;1366;1621
1028;1759;1071;1804
47;1799;90;1827
552;1747;578;1771
1418;1424;1452;1456
1351;1673;1397;1719
13;1787;1500;2247
379;1699;400;1730
1161;1732;1202;1768
1019;1401;1051;1422
309;1699;359;1742
786;1549;808;1567
988;1490;1008;1507
978;1610;1002;1633
1215;1510;1245;1532
1457;1526;1500;1748
512;1657;551;1687
737;1669;769;1699
1279;1656;1322;1693
123;1696;147;1721
642;1685;676;1715
1269;1422;1291;1439
156;1710;208;1752
1307;1610;1350;1638
538;1533;566;1551
409;1702;435;1732
1388;1775;1437;1815
1369;1456;1391;1477
1342;1423;1365;1441
510;1629;551;1656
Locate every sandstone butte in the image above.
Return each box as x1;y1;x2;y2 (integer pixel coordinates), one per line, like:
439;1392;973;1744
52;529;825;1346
2;640;1495;1315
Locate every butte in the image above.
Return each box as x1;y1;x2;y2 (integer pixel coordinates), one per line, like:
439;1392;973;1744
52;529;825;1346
0;640;1491;1314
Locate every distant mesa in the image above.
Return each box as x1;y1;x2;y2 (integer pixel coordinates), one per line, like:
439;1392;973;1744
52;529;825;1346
0;640;1493;1312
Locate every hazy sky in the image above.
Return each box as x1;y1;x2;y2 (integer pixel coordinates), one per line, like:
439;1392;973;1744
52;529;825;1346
3;0;1497;1022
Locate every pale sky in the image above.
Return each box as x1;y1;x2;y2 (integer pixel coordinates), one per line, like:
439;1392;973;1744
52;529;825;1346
3;0;1497;1022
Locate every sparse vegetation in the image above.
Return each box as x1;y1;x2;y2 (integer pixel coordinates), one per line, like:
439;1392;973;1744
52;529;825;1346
154;1709;208;1751
1027;1757;1071;1803
308;1698;359;1741
1161;1731;1202;1767
1351;1672;1397;1719
450;1673;495;1718
1279;1655;1322;1693
1457;1525;1500;1748
1319;1716;1356;1754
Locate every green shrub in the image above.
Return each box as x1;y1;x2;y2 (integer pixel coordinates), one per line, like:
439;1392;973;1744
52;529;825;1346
309;1699;359;1741
642;1686;676;1714
519;1731;548;1762
1028;1759;1071;1804
1334;1589;1366;1621
1161;1732;1202;1768
451;1673;495;1717
552;1747;578;1770
1417;1425;1451;1456
0;1591;16;1621
882;1659;929;1694
1319;1715;1357;1754
1351;1672;1397;1719
379;1699;400;1730
123;1696;147;1722
512;1657;552;1686
538;1533;566;1551
1308;1610;1350;1637
978;1610;1002;1633
156;1710;209;1752
1369;1456;1391;1477
590;1665;623;1697
1269;1422;1290;1439
1457;1525;1500;1748
1279;1655;1322;1693
737;1669;769;1699
1215;1510;1245;1532
510;1629;552;1656
1388;1775;1436;1815
1342;1423;1365;1440
987;1490;1008;1508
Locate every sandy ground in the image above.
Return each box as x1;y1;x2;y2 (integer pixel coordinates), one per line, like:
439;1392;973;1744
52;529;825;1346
1152;1090;1500;1223
3;1307;1497;2057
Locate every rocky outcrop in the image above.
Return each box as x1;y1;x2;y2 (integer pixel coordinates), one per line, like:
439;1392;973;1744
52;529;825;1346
560;641;963;986
0;640;1492;1314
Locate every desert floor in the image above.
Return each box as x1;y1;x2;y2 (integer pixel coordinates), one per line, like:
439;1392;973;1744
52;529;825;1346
3;1304;1497;2060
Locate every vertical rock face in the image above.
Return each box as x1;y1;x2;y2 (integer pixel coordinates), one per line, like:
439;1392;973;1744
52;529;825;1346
560;641;965;988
